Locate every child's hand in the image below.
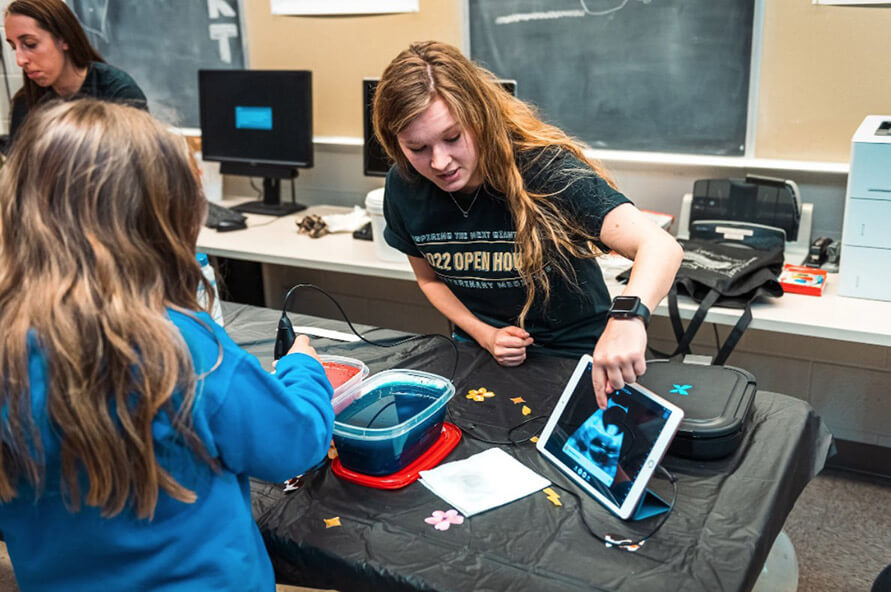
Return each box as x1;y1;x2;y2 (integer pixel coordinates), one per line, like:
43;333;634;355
288;334;320;363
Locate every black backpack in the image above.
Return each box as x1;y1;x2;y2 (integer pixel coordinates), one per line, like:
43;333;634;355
618;238;784;365
667;238;784;365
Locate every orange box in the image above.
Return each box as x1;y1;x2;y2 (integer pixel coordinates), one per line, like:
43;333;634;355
780;264;827;296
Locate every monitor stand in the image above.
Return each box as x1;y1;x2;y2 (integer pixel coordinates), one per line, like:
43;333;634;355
220;162;307;217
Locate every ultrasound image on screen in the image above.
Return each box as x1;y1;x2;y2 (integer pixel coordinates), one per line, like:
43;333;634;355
562;399;627;486
544;363;671;506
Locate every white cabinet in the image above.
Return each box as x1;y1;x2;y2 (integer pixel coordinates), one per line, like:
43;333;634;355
839;116;891;301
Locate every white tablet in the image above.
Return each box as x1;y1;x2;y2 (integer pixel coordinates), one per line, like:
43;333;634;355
536;354;684;520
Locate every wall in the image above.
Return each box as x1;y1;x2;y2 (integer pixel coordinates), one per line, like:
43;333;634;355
756;2;891;162
242;1;463;138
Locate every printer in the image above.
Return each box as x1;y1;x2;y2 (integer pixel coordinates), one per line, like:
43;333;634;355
678;175;813;260
838;115;891;301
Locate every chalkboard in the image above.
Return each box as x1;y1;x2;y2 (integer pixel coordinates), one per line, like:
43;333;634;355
70;0;246;127
469;0;755;156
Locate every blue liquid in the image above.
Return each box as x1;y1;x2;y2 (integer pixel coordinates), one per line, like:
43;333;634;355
335;382;447;476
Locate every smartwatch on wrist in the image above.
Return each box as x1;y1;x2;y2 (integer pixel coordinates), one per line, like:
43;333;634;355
608;295;650;328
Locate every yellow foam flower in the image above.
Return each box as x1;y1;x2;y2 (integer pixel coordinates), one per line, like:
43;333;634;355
466;388;496;402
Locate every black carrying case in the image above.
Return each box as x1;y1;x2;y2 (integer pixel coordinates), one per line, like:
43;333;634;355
638;359;757;460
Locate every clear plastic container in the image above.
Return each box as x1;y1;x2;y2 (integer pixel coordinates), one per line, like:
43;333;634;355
333;369;455;476
321;355;370;414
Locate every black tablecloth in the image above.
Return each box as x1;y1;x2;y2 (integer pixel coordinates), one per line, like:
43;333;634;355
223;302;832;592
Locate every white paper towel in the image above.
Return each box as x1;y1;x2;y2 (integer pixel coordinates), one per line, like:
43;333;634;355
419;448;550;517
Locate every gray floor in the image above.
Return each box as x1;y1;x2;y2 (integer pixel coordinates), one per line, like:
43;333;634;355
782;469;890;592
0;468;888;591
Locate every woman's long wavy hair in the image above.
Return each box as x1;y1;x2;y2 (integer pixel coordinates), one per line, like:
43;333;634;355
6;0;105;108
373;41;617;326
0;99;213;519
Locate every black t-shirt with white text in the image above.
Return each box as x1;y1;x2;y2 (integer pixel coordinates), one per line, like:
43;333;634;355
9;61;147;143
383;148;630;356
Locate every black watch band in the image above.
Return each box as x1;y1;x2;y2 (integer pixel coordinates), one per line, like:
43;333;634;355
608;295;651;328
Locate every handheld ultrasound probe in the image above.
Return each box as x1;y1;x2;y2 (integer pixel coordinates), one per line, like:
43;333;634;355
273;311;297;360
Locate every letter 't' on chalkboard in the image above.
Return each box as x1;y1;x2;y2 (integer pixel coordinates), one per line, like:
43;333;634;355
71;0;246;127
469;0;755;156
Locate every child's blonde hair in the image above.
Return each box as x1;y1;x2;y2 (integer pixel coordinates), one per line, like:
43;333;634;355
0;99;214;519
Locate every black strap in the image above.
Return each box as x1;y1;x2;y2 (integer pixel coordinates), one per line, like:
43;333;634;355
714;304;752;366
667;285;750;365
668;284;685;345
669;287;720;357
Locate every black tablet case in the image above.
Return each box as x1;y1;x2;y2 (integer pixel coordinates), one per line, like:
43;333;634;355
638;360;756;460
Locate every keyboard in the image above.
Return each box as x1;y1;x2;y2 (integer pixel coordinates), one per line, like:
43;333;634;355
205;202;247;229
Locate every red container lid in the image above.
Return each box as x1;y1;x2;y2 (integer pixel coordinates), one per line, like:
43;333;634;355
331;422;462;489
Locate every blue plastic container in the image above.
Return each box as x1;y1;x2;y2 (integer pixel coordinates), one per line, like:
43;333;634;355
333;369;455;476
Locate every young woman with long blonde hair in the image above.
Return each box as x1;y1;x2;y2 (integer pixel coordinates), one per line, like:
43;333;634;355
374;41;683;407
0;100;333;591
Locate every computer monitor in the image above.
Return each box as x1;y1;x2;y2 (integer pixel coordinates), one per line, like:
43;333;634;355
363;78;517;178
199;70;313;216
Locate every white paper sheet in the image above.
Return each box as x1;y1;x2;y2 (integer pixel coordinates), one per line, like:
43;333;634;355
291;326;360;343
419;448;550;517
270;0;418;15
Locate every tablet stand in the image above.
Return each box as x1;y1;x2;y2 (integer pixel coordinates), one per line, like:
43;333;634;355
630;488;670;521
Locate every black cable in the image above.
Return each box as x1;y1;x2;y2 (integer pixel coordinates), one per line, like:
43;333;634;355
249;178;263;200
278;283;459;382
365;400;397;428
244;216;279;228
712;323;721;355
450;409;548;446
550;464;678;552
645;343;678;360
249;177;297;205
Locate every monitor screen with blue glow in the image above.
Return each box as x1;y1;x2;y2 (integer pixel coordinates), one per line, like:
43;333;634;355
235;106;273;130
199;69;313;215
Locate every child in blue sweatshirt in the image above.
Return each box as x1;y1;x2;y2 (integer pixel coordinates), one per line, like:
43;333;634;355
0;99;334;591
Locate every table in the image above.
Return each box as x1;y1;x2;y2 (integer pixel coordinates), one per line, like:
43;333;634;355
199;204;414;281
201;204;891;347
222;303;833;592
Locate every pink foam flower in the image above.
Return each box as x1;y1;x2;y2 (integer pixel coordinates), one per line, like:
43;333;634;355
424;509;464;531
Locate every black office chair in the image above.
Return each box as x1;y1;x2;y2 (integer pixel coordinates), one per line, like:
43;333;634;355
872;564;891;592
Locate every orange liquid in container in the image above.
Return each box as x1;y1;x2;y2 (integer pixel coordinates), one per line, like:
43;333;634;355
324;361;362;389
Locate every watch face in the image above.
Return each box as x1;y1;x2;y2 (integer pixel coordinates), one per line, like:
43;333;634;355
611;297;639;313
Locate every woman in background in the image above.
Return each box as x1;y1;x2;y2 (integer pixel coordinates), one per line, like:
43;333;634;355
374;41;683;407
0;100;333;591
4;0;146;143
